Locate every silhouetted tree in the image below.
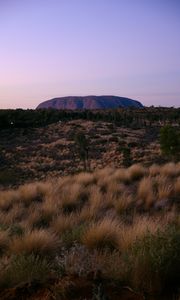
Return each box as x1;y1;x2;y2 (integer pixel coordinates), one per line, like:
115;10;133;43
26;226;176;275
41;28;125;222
74;131;89;170
160;125;179;158
122;146;132;167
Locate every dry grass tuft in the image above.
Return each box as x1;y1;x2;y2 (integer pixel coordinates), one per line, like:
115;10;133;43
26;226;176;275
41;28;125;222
0;203;25;225
127;164;147;181
111;168;127;182
0;191;18;211
75;172;96;186
119;216;163;251
149;164;161;176
18;182;51;206
137;177;154;207
51;213;77;235
160;162;178;177
174;177;180;196
56;182;88;213
114;192;133;214
82;218;120;250
10;229;59;256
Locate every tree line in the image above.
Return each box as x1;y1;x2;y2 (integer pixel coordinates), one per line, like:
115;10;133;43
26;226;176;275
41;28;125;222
0;107;179;130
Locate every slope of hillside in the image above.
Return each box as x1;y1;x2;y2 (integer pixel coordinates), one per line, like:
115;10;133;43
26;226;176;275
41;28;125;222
37;95;143;110
0;120;162;188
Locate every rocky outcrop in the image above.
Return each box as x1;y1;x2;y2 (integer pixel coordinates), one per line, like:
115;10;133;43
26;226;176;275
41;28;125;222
37;95;143;110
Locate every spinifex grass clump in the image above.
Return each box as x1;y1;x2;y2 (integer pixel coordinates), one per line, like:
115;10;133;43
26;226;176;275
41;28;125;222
10;229;59;257
82;219;121;250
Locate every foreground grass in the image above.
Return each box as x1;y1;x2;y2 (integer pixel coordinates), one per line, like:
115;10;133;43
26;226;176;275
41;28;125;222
0;163;180;298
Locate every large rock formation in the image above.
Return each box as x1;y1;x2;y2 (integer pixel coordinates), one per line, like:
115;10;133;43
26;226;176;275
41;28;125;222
37;95;143;110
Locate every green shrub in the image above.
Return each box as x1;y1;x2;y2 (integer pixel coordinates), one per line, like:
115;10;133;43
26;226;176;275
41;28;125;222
0;170;17;185
160;125;180;157
127;226;180;294
9;224;24;237
61;224;86;248
0;254;51;288
122;147;132;167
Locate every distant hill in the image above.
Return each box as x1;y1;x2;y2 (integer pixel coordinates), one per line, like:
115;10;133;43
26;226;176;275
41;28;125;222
36;95;143;110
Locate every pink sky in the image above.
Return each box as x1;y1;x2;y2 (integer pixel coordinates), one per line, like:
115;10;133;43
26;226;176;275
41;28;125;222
0;0;180;108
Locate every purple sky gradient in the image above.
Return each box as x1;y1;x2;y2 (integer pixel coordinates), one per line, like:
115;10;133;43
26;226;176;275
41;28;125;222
0;0;180;109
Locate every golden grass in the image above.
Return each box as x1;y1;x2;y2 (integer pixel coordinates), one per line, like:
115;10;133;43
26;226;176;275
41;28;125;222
0;164;179;254
174;177;180;195
82;218;121;250
0;203;25;225
0;190;17;211
83;186;103;219
106;181;126;199
114;192;133;214
127;164;147;181
51;213;77;235
137;176;154;207
75;172;96;186
111;168;128;182
18;182;51;205
119;216;163;251
56;182;87;213
10;229;59;256
0;162;179;294
160;162;178;177
149;164;161;176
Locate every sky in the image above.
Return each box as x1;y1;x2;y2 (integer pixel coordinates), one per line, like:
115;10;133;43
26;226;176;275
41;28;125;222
0;0;180;109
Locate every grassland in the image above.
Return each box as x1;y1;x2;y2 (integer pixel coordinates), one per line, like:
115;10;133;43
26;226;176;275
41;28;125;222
0;108;179;299
0;163;179;299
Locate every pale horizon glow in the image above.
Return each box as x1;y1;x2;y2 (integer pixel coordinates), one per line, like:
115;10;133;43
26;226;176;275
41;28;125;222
0;0;180;109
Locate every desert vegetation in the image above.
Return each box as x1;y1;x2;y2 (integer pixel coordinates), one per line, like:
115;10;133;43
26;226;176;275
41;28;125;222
0;162;180;299
0;107;179;130
0;107;179;299
1;108;179;188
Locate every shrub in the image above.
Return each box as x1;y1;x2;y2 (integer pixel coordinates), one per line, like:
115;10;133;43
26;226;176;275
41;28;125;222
58;244;95;276
160;125;179;157
60;244;124;282
127;226;180;293
122;146;132;167
61;224;86;248
0;254;51;288
0;170;17;185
